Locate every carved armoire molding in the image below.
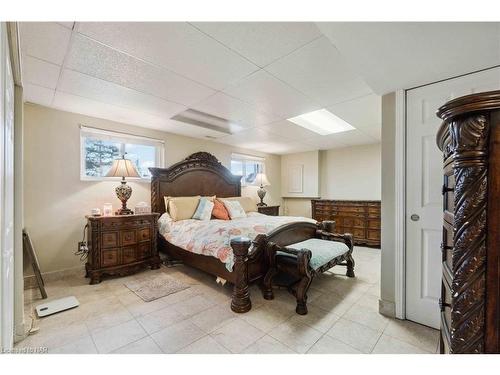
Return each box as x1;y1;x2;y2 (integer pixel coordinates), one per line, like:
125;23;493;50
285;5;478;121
436;90;500;354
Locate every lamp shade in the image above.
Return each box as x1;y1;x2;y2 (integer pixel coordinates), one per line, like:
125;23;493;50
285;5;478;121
105;156;140;178
253;172;271;187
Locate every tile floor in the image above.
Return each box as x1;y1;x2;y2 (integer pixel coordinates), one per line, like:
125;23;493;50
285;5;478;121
18;246;439;354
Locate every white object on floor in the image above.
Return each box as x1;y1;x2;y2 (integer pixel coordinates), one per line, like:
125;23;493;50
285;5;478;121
35;296;79;317
216;277;227;286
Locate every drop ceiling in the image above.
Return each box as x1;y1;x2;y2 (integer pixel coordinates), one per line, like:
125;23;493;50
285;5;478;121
19;22;499;155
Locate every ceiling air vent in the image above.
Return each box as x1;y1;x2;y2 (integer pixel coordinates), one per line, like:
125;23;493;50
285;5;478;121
171;109;235;136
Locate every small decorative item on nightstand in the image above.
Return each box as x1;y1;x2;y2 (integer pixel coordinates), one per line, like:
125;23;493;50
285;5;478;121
258;205;280;216
252;172;271;207
84;213;161;284
105;155;140;215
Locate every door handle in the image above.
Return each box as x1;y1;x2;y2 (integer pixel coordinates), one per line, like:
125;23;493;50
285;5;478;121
410;214;420;222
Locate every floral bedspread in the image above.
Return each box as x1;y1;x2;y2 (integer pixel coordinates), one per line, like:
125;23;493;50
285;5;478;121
158;212;316;271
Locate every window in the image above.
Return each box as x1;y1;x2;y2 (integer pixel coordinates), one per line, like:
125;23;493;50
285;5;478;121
80;126;164;180
230;153;265;186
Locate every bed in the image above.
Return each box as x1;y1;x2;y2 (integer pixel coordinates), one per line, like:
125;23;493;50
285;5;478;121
149;152;335;313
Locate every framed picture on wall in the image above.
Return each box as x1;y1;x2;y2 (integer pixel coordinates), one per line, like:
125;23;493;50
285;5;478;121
288;164;304;193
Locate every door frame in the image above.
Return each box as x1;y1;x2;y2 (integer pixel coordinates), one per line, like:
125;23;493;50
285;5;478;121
394;89;406;319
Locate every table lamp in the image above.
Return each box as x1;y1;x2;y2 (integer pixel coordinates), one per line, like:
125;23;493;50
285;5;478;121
105;155;140;215
253;172;271;207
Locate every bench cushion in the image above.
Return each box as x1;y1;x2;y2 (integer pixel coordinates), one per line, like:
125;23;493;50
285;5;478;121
278;238;350;271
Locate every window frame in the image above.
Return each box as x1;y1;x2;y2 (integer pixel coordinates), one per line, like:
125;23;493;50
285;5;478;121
230;153;266;186
80;125;165;182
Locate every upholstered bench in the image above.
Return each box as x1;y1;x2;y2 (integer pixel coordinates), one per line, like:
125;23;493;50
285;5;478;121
262;226;354;315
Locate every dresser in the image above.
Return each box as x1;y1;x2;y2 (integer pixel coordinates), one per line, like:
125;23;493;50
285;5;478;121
85;213;161;284
258;205;280;216
436;91;500;353
311;200;381;247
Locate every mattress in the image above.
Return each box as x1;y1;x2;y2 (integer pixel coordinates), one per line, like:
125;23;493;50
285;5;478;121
158;212;316;271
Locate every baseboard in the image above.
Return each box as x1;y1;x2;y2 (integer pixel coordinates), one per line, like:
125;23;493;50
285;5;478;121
379;298;396;318
23;265;85;290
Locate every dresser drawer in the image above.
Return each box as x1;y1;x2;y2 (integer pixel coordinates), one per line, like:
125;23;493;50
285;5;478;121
337;206;366;213
342;217;365;228
441;279;452;334
137;242;151;259
102;218;153;231
138;227;151;242
122;246;137;264
102;231;119;248
442;222;454;273
120;230;137;246
367;229;381;241
102;248;119;267
367;219;380;229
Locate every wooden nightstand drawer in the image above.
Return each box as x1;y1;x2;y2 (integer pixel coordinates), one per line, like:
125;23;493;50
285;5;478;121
102;232;119;248
102;249;119;267
137;242;151;259
122;246;137;264
120;230;137;246
138;228;151;242
258;205;280;216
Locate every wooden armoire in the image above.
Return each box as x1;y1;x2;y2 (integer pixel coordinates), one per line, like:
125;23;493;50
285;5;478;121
436;90;500;353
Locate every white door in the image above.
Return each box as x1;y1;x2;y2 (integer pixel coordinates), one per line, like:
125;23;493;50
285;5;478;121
405;67;500;329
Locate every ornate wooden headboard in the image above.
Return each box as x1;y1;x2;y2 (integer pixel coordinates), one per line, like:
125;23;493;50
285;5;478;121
149;152;241;214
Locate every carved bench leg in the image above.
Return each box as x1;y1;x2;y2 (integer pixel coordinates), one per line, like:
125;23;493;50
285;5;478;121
346;253;355;278
295;274;313;315
230;237;252;313
262;242;277;300
295;250;313;315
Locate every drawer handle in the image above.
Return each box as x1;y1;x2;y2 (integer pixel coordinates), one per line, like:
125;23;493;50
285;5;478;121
439;298;451;311
440;243;453;252
442;185;454;195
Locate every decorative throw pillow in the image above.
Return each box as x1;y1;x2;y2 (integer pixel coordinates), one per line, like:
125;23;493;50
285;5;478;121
225;196;257;213
212;199;230;220
192;197;215;221
167;196;201;221
221;199;247;219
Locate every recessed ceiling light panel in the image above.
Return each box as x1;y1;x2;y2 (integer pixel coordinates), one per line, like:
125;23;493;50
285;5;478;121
288;109;355;135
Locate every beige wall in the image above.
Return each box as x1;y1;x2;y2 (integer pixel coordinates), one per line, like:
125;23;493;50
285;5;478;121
319;144;381;200
23;104;281;274
380;92;396;315
283;144;381;217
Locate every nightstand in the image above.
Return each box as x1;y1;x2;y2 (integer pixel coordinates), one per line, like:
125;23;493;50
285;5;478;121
85;213;161;284
258;205;280;216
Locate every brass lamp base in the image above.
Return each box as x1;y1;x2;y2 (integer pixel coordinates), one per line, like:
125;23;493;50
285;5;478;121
257;186;267;207
115;179;134;215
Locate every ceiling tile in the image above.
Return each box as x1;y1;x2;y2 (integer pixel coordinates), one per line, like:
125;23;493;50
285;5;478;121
191;92;282;131
57;22;75;30
359;125;381;141
58;69;186;118
305;129;378;149
23;83;55;106
265;36;372;107
65;34;215;106
258;120;318;141
327;93;381;131
223;70;321;118
22;55;61;89
318;22;500;95
77;22;259;90
192;22;322;67
52;91;169;130
19;22;72;65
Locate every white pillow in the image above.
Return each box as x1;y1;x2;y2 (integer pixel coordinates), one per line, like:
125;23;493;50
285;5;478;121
192;197;214;221
221;199;247;219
